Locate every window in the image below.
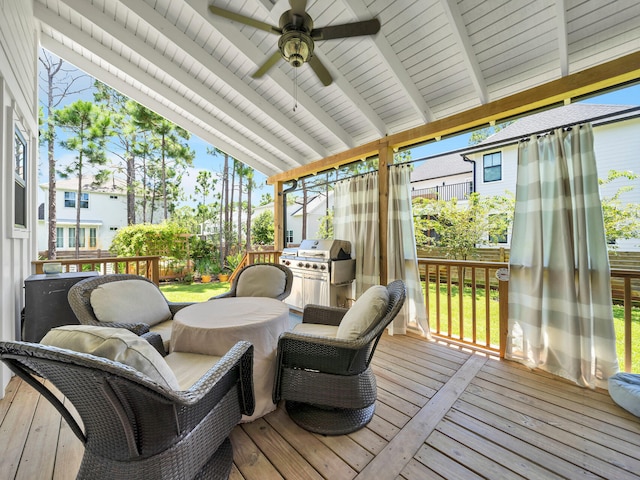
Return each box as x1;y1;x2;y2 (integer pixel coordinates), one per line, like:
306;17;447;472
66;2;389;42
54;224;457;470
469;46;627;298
64;192;89;208
285;229;294;244
56;227;64;248
489;214;508;244
89;228;97;247
483;152;502;182
14;128;27;228
68;228;76;247
109;226;118;231
80;193;89;209
78;227;86;247
64;192;75;208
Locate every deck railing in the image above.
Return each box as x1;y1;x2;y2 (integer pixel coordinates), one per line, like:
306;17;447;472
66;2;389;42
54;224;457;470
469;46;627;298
419;257;640;373
33;256;161;284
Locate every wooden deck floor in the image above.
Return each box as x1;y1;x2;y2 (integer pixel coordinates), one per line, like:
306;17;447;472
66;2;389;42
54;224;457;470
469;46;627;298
1;333;640;480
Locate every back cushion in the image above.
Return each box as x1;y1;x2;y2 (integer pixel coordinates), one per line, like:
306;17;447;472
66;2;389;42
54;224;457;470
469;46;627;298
336;285;389;340
236;265;287;297
42;325;179;390
90;279;172;326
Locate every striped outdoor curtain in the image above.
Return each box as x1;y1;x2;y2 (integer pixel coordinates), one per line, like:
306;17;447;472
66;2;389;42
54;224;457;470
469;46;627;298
387;165;430;337
507;123;619;388
333;172;380;297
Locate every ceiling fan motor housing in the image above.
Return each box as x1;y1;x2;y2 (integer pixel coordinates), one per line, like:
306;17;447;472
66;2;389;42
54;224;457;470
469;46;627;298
279;30;314;67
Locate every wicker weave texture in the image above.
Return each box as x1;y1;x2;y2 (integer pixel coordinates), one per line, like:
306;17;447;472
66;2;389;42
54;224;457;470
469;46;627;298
0;339;254;480
272;280;406;434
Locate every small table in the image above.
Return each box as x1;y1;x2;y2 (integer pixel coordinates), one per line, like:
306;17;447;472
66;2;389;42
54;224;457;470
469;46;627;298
171;297;290;421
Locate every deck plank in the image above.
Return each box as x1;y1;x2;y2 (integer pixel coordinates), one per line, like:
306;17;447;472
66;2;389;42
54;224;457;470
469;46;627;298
1;334;639;480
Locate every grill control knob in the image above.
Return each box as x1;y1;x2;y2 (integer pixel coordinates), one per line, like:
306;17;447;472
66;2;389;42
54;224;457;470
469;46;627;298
297;262;304;267
305;263;311;268
312;263;318;269
320;264;326;270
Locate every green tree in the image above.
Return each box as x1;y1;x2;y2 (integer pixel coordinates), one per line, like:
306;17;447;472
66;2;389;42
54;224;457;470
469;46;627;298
252;210;275;246
468;122;513;146
194;170;216;235
599;170;640;248
110;222;189;258
54;100;112;258
413;192;514;260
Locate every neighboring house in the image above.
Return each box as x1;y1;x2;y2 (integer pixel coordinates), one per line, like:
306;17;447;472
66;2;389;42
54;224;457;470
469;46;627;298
37;175;159;254
463;104;640;250
410;152;473;201
252;192;332;245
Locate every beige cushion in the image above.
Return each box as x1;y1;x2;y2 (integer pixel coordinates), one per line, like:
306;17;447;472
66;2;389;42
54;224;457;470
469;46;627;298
293;323;339;338
149;319;173;352
41;325;179;390
90;279;172;327
164;352;221;390
236;265;286;298
336;285;389;340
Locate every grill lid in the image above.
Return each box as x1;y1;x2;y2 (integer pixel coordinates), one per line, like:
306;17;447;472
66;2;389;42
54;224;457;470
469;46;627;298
296;239;351;260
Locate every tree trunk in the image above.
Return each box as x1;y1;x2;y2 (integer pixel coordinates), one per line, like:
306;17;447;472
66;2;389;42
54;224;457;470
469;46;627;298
302;179;308;240
47;119;57;259
237;167;243;249
126;142;136;224
75;164;82;259
245;179;252;250
162;133;167;220
222;154;229;263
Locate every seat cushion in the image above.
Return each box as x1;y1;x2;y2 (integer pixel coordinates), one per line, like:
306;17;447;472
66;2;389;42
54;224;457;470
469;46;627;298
292;323;339;338
164;351;221;390
149;319;173;352
90;279;172;326
609;372;640;417
236;265;286;297
41;325;179;390
336;285;389;340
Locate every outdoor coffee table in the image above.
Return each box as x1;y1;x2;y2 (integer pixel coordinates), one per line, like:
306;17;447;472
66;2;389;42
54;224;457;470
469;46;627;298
171;297;289;421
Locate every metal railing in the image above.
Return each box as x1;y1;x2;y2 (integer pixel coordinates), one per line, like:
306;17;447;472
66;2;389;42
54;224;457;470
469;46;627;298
419;257;640;372
411;181;472;202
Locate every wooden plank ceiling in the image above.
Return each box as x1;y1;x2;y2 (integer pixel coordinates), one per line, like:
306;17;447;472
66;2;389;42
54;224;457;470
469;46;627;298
34;0;640;178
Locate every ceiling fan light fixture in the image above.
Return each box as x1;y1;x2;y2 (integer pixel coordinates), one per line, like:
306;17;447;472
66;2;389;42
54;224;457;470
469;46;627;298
279;32;313;67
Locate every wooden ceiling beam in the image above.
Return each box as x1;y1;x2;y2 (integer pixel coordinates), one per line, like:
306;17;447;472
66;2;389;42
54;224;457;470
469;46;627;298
268;50;640;184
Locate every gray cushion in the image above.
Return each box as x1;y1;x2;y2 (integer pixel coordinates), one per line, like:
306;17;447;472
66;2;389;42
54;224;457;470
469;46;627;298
41;325;179;390
609;372;640;417
236;265;287;297
90;279;172;326
336;285;389;340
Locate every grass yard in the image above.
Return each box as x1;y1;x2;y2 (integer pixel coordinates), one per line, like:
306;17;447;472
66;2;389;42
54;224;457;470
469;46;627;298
160;281;231;302
425;282;640;373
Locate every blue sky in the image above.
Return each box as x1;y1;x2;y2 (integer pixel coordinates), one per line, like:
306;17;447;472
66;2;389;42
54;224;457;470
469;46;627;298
39;50;640;206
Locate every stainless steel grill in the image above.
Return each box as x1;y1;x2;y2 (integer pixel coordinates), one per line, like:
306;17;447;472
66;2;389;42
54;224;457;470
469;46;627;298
280;239;355;310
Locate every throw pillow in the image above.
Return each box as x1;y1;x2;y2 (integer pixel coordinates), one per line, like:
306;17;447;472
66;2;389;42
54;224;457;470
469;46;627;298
336;285;389;340
609;372;640;417
41;325;179;390
90;279;172;326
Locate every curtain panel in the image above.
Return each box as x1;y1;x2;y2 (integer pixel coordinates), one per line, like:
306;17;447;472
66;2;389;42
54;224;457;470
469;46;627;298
387;165;430;337
333;173;380;297
507;123;618;388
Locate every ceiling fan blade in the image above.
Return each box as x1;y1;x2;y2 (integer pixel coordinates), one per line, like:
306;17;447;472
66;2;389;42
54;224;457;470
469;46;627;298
308;55;332;86
289;0;308;16
311;18;380;40
208;5;281;34
252;50;283;78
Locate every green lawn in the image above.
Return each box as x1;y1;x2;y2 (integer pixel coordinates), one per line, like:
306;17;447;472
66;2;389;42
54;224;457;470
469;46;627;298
160;281;231;302
425;282;639;373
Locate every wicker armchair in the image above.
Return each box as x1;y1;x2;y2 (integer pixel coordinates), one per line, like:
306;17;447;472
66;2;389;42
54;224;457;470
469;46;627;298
68;274;194;353
211;263;293;301
0;338;254;480
273;280;406;435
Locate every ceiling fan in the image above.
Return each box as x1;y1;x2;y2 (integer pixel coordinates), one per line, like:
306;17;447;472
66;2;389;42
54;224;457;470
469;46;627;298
208;0;380;86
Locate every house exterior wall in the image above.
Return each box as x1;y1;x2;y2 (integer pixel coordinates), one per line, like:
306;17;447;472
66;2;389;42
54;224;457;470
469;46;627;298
470;116;640;250
0;0;38;394
38;181;162;253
